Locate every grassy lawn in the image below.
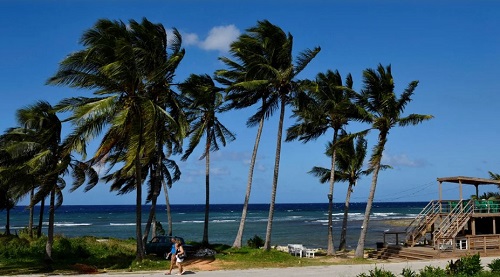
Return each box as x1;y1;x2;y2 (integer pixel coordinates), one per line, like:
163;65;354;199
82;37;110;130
0;234;374;275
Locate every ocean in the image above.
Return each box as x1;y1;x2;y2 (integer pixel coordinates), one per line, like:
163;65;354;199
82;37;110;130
0;202;426;250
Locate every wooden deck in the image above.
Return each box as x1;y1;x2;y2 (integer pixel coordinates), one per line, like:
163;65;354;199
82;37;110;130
369;243;500;261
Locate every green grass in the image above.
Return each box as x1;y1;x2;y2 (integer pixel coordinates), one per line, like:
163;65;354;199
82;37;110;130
0;234;385;275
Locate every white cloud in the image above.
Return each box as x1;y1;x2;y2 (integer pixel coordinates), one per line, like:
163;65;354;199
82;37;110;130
168;25;240;52
382;152;427;168
199;25;240;52
183;32;200;46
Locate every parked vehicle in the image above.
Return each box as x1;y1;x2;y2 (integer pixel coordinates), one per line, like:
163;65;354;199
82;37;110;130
145;235;194;259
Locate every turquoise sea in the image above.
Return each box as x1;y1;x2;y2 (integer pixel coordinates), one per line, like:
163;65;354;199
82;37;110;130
0;202;427;250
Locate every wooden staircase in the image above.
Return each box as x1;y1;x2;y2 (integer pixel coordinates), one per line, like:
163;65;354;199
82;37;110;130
369;245;437;260
433;199;474;250
405;200;440;247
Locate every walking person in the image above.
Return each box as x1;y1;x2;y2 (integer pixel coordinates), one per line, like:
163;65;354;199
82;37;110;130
165;237;177;275
174;238;186;275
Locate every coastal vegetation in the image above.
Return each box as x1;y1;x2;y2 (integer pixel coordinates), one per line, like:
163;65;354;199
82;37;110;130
0;16;434;268
0;233;363;275
3;233;500;276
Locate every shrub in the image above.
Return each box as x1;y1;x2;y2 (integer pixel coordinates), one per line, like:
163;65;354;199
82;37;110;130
488;258;500;273
401;267;417;277
247;235;264;249
447;254;483;276
356;267;396;277
417;265;448;277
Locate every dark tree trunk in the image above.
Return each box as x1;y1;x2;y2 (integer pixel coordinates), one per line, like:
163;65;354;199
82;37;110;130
44;188;55;263
339;182;354;251
37;197;45;238
202;134;211;246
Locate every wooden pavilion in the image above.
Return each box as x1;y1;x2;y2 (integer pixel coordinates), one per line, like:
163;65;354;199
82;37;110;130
373;176;500;260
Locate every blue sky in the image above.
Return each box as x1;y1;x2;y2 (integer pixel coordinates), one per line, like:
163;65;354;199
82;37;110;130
1;1;500;205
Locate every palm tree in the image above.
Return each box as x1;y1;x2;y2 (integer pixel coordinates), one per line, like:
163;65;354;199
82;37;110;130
0;147;36;236
0;185;16;235
218;20;320;250
1;101;98;262
179;74;236;246
286;70;365;255
216;31;272;249
47;18;187;261
354;64;433;258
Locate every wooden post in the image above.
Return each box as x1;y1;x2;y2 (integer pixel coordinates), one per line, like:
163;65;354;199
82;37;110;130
439;180;442;201
472;218;476;235
459;179;463;200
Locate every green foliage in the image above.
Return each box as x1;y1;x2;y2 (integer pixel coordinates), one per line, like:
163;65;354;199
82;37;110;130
401;267;417;277
446;254;483;276
488;258;500;273
247;235;264;249
0;234;44;259
155;221;165;236
417;265;448;277
356;267;396;277
0;235;137;275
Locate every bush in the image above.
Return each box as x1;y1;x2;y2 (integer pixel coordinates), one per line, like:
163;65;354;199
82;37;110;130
417;265;447;277
488;258;500;273
247;235;264;249
447;254;483;276
401;267;417;277
356;267;396;277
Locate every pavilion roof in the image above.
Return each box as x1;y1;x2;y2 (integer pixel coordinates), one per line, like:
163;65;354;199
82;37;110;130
437;176;500;186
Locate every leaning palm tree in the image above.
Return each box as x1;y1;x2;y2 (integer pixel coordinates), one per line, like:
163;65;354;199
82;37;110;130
216;32;273;249
286;70;366;255
0;184;16;235
333;134;373;251
179;74;236;246
1;101;98;262
48;18;187;261
219;20;320;250
0;144;39;237
354;64;433;258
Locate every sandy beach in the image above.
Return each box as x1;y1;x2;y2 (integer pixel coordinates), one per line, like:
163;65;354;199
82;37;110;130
10;256;500;277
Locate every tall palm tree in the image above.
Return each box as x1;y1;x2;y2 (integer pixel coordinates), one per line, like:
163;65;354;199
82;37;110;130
286;70;365;255
218;20;320;250
1;101;98;262
0;147;37;236
179;74;235;246
47;18;187;261
333;134;373;251
216;32;271;249
0;184;16;235
354;64;433;258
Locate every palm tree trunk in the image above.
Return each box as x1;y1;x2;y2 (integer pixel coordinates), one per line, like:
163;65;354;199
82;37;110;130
355;134;386;258
143;196;158;245
162;180;173;236
143;154;162;245
28;187;34;238
6;207;11;235
37;197;45;238
264;97;286;251
339;182;354;251
233;116;264;248
135;150;145;261
44;188;55;263
202;134;211;246
326;131;339;256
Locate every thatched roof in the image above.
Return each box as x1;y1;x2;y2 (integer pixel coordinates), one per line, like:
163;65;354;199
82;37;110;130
437;176;500;186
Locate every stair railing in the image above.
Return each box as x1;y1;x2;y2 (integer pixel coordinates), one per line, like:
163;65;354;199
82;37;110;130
405;200;440;246
433;199;474;251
